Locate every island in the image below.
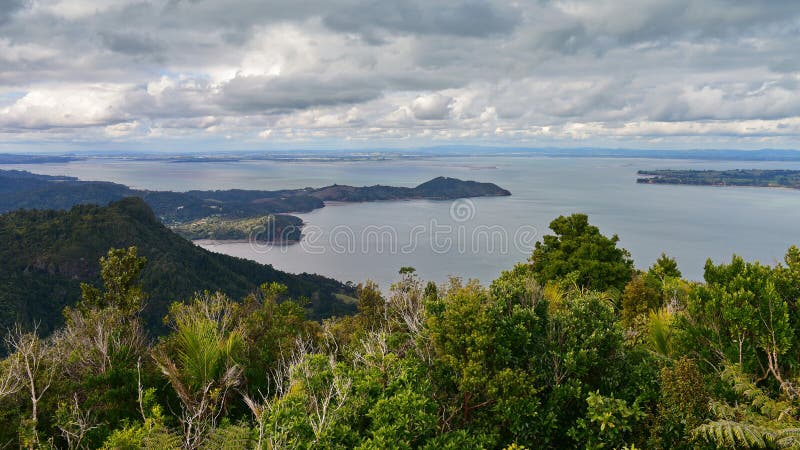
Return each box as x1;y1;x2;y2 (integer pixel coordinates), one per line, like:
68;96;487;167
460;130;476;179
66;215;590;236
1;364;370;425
637;169;800;189
0;171;510;242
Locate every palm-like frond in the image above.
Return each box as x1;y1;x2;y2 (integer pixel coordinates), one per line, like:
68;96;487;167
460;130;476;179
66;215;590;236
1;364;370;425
694;420;770;448
774;428;800;448
647;308;673;358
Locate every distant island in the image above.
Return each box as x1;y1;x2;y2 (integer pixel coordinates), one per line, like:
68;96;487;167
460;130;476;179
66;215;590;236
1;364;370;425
0;170;510;242
0;154;83;164
637;169;800;189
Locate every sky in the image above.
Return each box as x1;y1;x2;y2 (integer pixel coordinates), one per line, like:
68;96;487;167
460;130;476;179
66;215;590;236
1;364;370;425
0;0;799;152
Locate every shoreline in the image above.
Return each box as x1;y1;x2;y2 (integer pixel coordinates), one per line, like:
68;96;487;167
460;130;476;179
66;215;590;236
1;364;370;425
193;238;301;246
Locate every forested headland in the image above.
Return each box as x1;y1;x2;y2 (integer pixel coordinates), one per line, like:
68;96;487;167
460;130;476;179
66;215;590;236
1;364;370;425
638;169;800;189
0;170;509;242
1;211;799;448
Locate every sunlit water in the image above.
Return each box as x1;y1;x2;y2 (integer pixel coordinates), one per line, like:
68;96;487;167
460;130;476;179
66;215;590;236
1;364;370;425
5;156;800;289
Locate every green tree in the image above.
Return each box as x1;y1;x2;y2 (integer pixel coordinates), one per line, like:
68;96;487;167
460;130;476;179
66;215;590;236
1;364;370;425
427;280;495;427
531;214;634;292
678;255;794;381
357;281;386;331
79;247;146;315
153;292;244;449
569;391;643;450
621;274;662;330
238;282;318;399
650;358;709;449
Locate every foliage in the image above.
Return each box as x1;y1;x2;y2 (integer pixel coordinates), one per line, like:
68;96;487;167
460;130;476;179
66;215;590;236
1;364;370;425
638;169;800;189
170;214;303;242
694;364;800;449
1;212;800;449
0;198;355;336
531;214;634;292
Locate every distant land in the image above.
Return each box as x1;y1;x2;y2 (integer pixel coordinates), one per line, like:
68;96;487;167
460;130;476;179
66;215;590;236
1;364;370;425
4;147;800;163
0;154;82;164
0;170;510;241
637;169;800;189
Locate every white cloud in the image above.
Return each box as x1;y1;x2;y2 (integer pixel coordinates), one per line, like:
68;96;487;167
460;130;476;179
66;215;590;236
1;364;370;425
0;85;131;129
411;94;452;120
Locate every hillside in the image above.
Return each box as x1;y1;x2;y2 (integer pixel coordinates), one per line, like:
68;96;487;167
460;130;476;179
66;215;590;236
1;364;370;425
308;176;511;201
0;170;510;241
0;197;355;336
1;170;508;221
638;169;800;189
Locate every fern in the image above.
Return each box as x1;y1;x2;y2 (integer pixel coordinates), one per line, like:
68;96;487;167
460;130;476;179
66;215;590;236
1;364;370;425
694;365;800;449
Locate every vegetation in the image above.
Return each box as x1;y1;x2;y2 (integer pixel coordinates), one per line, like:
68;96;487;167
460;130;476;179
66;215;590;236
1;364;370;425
530;213;634;292
0;198;355;336
1;211;800;449
170;215;303;242
0;170;509;227
638;169;800;189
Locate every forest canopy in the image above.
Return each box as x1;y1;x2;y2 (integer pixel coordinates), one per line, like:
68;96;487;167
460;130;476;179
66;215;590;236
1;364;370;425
1;213;799;449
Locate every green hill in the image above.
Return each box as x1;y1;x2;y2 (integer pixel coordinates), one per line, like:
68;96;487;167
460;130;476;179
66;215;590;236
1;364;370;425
0;170;510;226
0;197;355;336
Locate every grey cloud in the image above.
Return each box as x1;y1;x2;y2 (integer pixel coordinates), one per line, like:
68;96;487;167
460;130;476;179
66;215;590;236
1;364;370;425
0;0;799;146
99;31;165;56
411;94;452;120
323;0;519;38
218;75;384;112
0;0;27;25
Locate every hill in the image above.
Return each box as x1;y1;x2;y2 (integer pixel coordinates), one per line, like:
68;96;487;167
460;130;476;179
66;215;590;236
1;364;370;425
638;169;800;189
0;197;355;336
308;176;511;201
0;170;510;241
0;170;510;222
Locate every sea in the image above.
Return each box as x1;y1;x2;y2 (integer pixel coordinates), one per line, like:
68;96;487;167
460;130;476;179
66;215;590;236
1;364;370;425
4;155;800;289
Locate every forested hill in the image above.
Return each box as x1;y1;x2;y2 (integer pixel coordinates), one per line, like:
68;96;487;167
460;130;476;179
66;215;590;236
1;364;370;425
0;170;510;224
637;169;800;189
0;197;355;335
308;176;511;201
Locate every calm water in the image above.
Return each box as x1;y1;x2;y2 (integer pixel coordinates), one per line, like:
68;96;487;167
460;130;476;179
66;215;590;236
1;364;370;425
5;156;800;289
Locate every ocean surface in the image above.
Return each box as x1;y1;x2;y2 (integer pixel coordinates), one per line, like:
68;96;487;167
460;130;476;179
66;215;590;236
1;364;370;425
5;156;800;289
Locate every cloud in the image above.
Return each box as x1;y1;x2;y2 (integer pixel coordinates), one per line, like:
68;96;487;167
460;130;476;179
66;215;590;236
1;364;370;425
0;0;27;25
99;31;165;56
323;0;520;39
0;0;799;149
218;74;384;112
0;85;130;130
411;94;452;120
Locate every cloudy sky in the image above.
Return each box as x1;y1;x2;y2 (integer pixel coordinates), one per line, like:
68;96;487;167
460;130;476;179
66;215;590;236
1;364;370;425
1;0;799;152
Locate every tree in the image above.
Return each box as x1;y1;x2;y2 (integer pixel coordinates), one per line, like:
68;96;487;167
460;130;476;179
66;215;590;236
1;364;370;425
651;358;708;449
648;253;682;281
238;282;319;399
621;274;662;329
79;247;147;315
357;281;386;331
679;255;794;385
4;325;56;449
153;292;244;449
426;279;495;427
531;214;634;292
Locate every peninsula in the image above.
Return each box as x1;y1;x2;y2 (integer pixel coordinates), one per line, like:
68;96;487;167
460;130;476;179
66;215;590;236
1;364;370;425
0;170;510;242
637;169;800;189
